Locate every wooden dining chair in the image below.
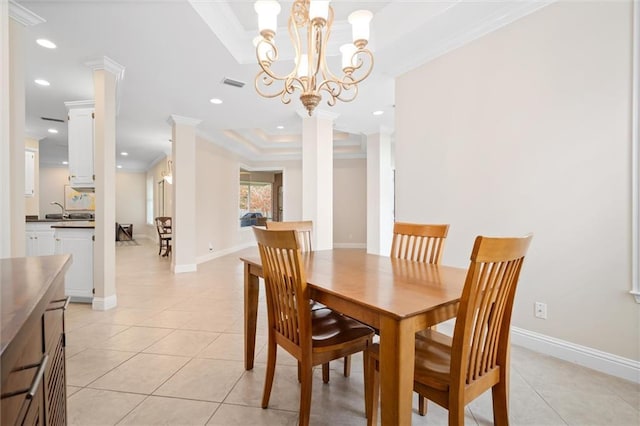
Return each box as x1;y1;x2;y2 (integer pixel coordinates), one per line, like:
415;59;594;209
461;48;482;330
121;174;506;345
265;220;313;252
391;222;450;414
154;217;172;257
265;220;352;380
366;234;533;426
253;227;375;426
390;222;449;263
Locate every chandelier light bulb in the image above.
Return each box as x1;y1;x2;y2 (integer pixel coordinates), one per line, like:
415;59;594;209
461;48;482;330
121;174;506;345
255;0;281;37
253;0;374;115
309;1;330;21
340;44;357;71
297;53;309;78
348;10;373;46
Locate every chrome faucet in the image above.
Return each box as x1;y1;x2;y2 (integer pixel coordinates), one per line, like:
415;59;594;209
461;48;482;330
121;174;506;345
50;201;68;218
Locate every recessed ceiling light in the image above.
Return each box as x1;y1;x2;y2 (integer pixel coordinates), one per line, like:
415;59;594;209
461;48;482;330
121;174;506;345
36;39;56;49
47;128;58;134
209;98;223;105
35;79;50;86
372;110;384;116
120;152;128;156
117;165;123;169
62;161;68;165
276;125;284;129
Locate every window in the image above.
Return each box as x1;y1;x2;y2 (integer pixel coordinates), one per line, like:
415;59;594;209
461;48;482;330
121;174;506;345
239;168;278;227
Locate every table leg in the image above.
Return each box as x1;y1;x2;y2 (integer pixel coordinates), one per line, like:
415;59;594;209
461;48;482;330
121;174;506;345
379;316;415;426
244;262;259;370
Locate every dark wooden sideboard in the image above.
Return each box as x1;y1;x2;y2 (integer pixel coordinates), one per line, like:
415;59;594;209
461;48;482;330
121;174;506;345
1;255;72;425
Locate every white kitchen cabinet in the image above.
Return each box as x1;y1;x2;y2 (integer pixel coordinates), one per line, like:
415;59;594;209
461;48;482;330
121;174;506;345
25;222;56;257
66;102;95;188
54;227;94;302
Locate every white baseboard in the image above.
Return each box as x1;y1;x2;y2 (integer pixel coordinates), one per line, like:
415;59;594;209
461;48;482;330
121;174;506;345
432;322;639;383
173;263;197;273
511;327;640;383
333;243;367;249
196;241;256;264
92;295;117;311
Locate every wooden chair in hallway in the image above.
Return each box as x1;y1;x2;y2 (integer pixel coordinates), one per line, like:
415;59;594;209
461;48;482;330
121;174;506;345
154;216;172;257
391;222;450;414
253;227;375;426
366;234;533;426
265;220;352;380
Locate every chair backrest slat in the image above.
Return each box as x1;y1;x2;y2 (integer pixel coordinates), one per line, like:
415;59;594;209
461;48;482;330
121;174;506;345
450;235;532;389
390;223;449;264
254;228;310;348
266;221;313;252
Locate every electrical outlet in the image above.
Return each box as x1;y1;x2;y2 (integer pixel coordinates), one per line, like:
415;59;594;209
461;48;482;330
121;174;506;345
534;302;547;319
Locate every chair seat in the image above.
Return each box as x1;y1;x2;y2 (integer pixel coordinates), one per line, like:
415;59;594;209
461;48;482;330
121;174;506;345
369;329;452;392
311;308;374;348
309;300;326;311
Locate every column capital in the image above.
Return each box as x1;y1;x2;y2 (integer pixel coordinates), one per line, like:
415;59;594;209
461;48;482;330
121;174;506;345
85;56;126;80
167;115;202;127
64;100;95;110
9;1;45;26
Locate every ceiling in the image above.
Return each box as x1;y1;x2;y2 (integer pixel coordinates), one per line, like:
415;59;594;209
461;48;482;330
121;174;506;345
14;0;552;171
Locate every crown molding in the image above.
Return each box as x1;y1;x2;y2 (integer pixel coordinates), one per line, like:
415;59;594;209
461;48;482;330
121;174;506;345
9;1;45;26
64;100;94;109
85;56;126;80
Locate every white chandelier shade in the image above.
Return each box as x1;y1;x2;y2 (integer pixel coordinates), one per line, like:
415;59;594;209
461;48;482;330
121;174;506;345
253;0;374;116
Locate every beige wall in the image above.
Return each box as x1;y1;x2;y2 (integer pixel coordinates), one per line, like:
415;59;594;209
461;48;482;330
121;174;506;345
115;171;146;239
334;158;367;246
193;136;367;258
395;2;636;360
24;137;39;216
39;166;68;217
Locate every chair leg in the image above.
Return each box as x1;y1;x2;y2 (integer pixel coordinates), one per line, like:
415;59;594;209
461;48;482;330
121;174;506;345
418;395;427;416
492;382;510;426
261;340;277;409
299;361;313;426
297;362;301;383
322;363;330;384
448;403;465;426
366;357;379;426
343;355;351;377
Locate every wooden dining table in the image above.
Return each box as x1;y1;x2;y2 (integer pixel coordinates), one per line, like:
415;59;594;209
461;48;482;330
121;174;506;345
239;247;467;425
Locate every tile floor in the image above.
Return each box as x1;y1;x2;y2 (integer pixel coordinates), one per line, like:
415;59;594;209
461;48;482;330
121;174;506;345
65;239;640;425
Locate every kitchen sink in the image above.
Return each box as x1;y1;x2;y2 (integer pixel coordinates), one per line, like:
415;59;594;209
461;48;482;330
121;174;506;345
44;213;94;220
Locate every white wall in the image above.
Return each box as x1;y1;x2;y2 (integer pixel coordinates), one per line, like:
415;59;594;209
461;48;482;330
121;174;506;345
115;171;146;239
334;158;367;246
395;1;637;360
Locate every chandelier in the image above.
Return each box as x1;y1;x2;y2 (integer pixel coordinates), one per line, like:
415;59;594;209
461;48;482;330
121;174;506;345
253;0;374;116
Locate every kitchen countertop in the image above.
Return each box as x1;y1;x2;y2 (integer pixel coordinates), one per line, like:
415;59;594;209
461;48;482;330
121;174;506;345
50;221;95;229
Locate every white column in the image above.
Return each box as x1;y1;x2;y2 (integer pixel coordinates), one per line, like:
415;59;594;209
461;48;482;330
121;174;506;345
366;128;394;256
0;1;9;258
168;115;200;273
89;56;124;311
301;110;336;251
3;4;44;257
